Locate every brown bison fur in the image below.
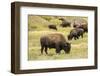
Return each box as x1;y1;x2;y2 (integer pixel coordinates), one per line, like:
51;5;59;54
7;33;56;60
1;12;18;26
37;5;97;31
68;28;84;40
40;33;71;54
48;25;57;30
73;20;88;32
59;18;71;27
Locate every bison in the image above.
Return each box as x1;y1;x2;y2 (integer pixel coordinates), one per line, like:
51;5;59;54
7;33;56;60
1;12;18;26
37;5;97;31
48;25;57;30
73;18;88;32
68;28;84;40
40;33;71;54
73;24;88;32
59;18;71;27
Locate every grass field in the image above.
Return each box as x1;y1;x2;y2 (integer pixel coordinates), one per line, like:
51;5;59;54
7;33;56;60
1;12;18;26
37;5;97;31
28;15;88;60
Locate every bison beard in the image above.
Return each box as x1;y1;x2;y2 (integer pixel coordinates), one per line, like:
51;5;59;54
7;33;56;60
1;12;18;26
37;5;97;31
40;33;71;54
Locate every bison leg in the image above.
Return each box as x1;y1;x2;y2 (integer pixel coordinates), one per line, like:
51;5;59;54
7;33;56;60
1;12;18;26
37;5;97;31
55;45;60;54
45;47;48;54
77;36;79;39
74;37;77;40
55;28;57;30
74;36;79;40
41;46;44;54
81;34;83;38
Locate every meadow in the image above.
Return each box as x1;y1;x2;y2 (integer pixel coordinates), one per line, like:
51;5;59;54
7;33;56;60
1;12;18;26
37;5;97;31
28;15;88;60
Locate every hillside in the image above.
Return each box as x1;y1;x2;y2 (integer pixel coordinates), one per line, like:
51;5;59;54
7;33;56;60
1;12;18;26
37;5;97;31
28;15;87;31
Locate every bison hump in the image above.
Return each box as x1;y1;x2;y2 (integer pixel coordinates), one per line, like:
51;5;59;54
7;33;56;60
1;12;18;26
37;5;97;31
48;33;66;42
41;33;66;43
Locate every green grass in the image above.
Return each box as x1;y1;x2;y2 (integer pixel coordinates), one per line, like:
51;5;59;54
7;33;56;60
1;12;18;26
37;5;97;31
28;27;88;60
28;15;88;61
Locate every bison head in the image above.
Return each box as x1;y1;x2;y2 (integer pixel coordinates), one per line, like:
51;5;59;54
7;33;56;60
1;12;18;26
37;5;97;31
63;42;71;54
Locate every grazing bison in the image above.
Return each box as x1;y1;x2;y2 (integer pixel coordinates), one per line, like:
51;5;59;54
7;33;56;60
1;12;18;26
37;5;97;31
73;24;88;32
48;25;57;30
73;18;88;32
59;18;71;27
68;28;84;40
40;33;71;54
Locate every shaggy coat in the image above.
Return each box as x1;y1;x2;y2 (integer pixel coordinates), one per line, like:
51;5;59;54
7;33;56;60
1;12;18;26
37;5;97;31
59;18;71;27
68;28;84;40
40;33;71;54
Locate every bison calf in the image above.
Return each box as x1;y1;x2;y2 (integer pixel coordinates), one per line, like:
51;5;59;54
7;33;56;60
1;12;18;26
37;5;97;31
48;25;57;30
59;18;71;27
40;33;71;54
68;28;84;40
